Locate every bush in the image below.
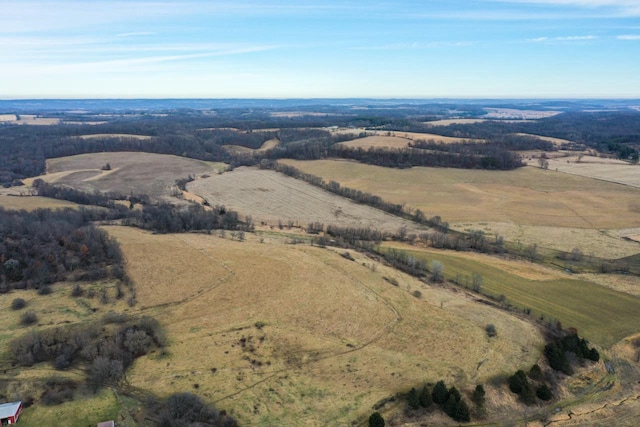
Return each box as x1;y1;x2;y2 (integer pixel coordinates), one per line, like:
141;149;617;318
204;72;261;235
71;284;83;297
20;310;38;326
37;285;52;295
485;324;497;337
11;298;26;310
528;364;543;381
406;387;420;410
419;386;432;408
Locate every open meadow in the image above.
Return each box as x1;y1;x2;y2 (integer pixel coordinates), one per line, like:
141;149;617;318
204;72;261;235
545;155;640;188
280;159;640;258
30;152;226;201
187;167;427;233
105;226;544;425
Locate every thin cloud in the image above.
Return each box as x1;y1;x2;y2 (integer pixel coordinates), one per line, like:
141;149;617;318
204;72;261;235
617;34;640;39
491;0;640;17
527;35;598;42
117;32;156;37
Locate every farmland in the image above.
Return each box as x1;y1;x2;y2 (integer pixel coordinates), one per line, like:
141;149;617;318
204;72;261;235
106;226;543;425
382;242;640;348
278;160;640;229
35;152;225;201
187;167;426;233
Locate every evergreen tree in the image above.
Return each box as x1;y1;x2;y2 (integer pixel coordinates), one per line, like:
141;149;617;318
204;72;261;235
448;386;462;402
406;387;420;410
419;385;432;408
432;380;449;405
369;411;385;427
444;394;457;418
454;399;471;422
472;384;485;406
536;384;553;401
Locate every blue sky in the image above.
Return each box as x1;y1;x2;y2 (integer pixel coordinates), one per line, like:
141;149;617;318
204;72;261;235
1;0;639;98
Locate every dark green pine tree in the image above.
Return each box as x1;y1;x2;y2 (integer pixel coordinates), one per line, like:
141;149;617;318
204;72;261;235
432;380;449;405
453;399;471;422
419;385;432;408
472;384;485;406
369;411;385;427
444;394;458;418
406;387;420;410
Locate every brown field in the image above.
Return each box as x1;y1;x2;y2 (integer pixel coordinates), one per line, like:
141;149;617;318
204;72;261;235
223;138;280;153
450;222;640;259
0;189;80;211
106;226;543;425
331;127;480;144
545;155;640;188
187;167;427;233
76;133;152;140
280;160;640;230
338;135;412;149
0;114;60;125
270;111;335;117
33;152;225;201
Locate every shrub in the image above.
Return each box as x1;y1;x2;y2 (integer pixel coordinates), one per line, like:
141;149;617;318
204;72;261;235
37;285;52;295
20;310;38;326
412;290;422;299
71;284;83;297
11;298;26;310
485;324;497;337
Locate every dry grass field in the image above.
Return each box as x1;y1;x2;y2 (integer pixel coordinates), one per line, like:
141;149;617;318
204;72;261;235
106;226;544;425
483;108;561;119
330;127;481;143
546;155;640;188
32;152;225;201
280;160;640;230
517;132;574;146
382;242;640;348
223;138;280;153
187;167;426;233
449;222;640;259
0;114;60;125
337;135;412;149
0;189;80;211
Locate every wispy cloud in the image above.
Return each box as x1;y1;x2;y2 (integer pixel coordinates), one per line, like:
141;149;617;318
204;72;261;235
492;0;640;17
117;32;156;38
353;41;474;50
617;34;640;39
527;35;599;42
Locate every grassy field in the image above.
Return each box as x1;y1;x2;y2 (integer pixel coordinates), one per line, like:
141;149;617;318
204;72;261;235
223;138;280;153
280;160;640;230
382;242;640;348
449;221;640;259
31;152;226;201
106;226;543;425
546;155;640;188
331;127;481;143
187;167;427;233
0;191;79;211
338;135;412;149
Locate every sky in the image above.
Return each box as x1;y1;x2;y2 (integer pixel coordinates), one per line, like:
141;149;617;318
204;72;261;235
1;0;640;99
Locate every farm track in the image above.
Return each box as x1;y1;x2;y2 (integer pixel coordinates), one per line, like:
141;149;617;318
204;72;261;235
211;249;404;404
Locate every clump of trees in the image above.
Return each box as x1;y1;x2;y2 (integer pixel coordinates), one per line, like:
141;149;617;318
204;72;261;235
544;332;599;375
507;364;555;405
405;380;470;422
0;206;126;292
10;315;165;392
145;392;238;427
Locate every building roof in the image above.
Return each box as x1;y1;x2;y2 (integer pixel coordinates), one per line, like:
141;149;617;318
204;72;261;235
0;401;21;419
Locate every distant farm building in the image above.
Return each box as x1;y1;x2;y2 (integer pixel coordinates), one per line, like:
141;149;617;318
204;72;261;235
0;401;22;425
